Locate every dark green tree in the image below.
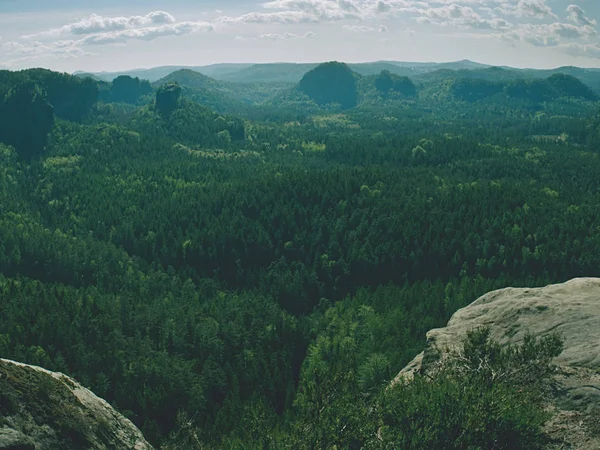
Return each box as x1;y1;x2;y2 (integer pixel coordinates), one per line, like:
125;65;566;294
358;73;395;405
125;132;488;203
0;82;54;161
111;75;153;104
156;83;182;116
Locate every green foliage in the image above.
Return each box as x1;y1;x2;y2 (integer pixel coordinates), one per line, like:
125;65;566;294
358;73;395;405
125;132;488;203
0;82;54;161
378;328;563;449
155;83;182;116
130;99;244;147
375;70;417;97
0;69;99;122
111;75;152;104
450;73;598;104
0;64;598;448
452;78;504;101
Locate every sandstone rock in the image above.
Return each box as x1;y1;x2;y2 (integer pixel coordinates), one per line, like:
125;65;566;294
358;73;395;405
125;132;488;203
394;278;600;449
0;358;153;450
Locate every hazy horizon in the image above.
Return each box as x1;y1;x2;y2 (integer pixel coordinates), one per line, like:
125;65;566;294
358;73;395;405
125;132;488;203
73;58;598;76
1;0;600;72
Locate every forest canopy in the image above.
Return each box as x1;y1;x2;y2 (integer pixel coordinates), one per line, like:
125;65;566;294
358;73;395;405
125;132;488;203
0;62;599;448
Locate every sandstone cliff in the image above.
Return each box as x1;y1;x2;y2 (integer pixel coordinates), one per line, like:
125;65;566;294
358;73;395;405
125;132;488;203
394;278;600;449
0;358;152;450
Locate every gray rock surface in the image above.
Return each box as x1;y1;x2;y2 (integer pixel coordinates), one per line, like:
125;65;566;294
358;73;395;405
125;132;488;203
0;358;153;450
394;278;600;449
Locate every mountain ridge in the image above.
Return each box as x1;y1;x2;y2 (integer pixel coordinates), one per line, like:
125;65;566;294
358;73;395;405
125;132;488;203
76;59;600;84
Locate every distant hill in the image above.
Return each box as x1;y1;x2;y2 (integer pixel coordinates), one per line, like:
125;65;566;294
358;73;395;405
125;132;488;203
192;63;254;79
217;63;319;83
75;60;490;84
297;62;359;109
156;69;224;91
78;60;600;93
73;72;105;82
154;69;291;113
154;69;234;111
415;66;600;95
449;73;598;103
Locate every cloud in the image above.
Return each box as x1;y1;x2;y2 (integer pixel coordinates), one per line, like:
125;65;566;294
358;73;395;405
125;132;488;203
493;0;557;20
415;4;513;30
566;5;597;27
515;0;557;20
3;0;600;67
1;39;90;65
499;21;597;47
258;31;316;40
262;0;363;21
343;25;375;32
2;10;212;65
561;42;600;59
64;11;176;35
23;11;178;39
78;21;213;45
216;11;315;24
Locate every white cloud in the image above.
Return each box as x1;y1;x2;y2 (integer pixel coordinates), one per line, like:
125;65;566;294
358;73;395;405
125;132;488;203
259;31;316;40
1;10;212;65
561;42;600;59
3;0;600;68
78;21;213;45
65;11;176;35
567;5;597;27
1;39;90;66
23;11;177;39
343;25;375;32
216;11;315;24
497;20;597;49
514;0;557;20
415;4;513;30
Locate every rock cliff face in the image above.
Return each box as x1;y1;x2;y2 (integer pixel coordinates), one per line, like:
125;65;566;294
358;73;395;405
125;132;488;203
394;278;600;449
0;358;152;450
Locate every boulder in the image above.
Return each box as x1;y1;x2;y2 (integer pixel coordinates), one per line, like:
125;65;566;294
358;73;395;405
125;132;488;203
394;278;600;449
0;358;153;450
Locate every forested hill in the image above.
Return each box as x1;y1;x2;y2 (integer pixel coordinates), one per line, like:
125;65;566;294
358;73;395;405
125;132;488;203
449;73;598;103
64;62;600;116
81;59;600;87
154;69;291;112
2;65;600;448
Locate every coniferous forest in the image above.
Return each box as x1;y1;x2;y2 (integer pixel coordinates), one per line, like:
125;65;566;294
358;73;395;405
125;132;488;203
1;61;600;448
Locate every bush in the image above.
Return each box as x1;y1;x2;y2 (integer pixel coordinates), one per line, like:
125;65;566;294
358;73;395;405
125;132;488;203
377;328;564;449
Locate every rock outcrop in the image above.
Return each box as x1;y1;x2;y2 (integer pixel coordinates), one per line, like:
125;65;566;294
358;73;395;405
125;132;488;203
394;278;600;449
0;358;152;450
297;61;358;109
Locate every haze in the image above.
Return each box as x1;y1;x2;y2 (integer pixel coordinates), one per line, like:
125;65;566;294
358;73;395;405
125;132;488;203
1;0;599;72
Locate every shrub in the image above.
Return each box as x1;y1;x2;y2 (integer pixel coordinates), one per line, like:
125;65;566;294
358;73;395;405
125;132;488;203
377;328;564;449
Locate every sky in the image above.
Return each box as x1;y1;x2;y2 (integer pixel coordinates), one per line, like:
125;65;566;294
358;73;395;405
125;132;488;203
0;0;599;72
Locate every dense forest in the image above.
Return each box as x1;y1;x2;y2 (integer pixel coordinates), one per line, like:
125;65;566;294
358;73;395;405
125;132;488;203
1;61;600;448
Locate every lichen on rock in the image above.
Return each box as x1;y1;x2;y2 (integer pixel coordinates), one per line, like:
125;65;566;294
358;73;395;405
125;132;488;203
0;358;152;450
